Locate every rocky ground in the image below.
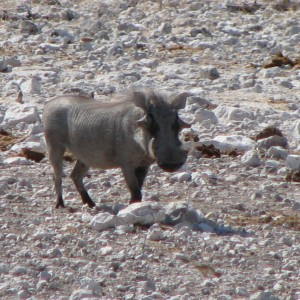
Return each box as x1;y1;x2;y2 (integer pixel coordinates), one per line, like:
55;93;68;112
1;0;300;299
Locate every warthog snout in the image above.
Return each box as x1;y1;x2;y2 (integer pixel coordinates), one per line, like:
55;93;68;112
157;149;188;172
159;162;185;172
149;138;189;172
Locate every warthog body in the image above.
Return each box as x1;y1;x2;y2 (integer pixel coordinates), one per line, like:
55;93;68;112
43;88;190;208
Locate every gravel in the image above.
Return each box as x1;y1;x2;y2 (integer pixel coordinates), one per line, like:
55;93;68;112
1;0;300;299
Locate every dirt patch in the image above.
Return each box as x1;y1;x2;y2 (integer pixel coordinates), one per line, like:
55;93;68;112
0;128;20;151
263;52;300;69
226;1;262;14
20;148;45;163
286;171;300;182
196;144;221;158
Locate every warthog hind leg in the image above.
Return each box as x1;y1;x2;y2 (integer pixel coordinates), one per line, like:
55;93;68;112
70;160;95;208
47;143;65;209
123;166;149;204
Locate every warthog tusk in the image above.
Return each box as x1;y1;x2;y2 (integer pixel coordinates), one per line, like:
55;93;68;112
148;138;156;159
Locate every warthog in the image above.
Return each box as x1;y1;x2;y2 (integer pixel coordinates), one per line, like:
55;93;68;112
43;88;190;208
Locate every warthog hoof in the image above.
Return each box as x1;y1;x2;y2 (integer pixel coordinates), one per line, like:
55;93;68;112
55;196;65;209
86;200;96;208
129;199;142;205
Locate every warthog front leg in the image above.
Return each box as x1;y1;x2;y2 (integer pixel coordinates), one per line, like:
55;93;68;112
70;160;95;208
122;166;149;204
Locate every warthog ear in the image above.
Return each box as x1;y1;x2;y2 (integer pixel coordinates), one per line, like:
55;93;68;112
171;92;190;110
133;91;148;111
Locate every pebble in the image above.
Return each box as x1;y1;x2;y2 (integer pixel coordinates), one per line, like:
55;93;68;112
286;155;300;171
20;77;42;95
194;108;218;125
91;212;123;231
147;224;166;241
171;171;192;182
11;266;27;276
70;289;96;300
0;263;9;274
256;136;288;150
0;57;8;72
250;291;280;300
199;66;220;80
266;146;288;160
241;150;261;167
99;246;113;256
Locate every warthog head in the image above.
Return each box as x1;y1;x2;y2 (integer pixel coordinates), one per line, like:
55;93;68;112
134;89;190;172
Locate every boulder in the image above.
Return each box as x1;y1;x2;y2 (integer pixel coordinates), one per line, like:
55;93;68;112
162;202;204;226
266;146;288;160
256;136;288;150
90;213;122;232
2;104;39;127
117;201;165;225
212;135;255;151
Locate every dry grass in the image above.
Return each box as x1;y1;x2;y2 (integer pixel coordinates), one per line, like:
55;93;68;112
158;44;204;53
227;211;300;231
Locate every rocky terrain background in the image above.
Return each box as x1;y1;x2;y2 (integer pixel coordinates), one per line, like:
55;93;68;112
1;0;300;299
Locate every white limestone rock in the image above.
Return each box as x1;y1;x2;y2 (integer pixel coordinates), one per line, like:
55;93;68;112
70;289;96;300
117;202;165;226
286;155;300;171
2;104;39;126
292;119;300;146
0;263;9;274
162;202;204;225
199;66;220;80
20;76;42;95
212;135;255;151
147;224;166;241
10;133;45;153
5;56;21;67
241;150;261;167
80;278;102;296
250;291;280;300
266;146;288;160
3;157;34;166
90;212;122;232
170;171;192;183
214;106;255;121
194;108;218;125
19;20;39;35
256;136;288;150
